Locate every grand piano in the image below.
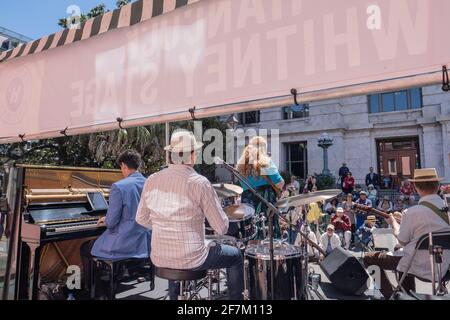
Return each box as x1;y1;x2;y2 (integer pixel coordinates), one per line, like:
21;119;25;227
1;165;122;300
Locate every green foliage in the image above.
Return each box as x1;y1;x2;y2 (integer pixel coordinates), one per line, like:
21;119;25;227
58;2;114;29
313;173;336;190
116;0;131;8
0;117;227;179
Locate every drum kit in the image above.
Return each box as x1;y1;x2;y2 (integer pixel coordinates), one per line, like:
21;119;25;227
209;182;341;300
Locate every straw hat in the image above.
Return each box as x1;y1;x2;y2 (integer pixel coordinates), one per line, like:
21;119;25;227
336;207;344;213
326;224;335;231
367;215;376;221
383;195;390;201
164;130;204;153
409;168;443;183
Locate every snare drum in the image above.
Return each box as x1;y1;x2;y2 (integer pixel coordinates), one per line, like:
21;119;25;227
244;241;305;300
224;204;257;242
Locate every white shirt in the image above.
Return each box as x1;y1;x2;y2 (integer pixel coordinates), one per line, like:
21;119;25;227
396;194;450;280
295;229;319;257
135;165;229;270
319;233;341;252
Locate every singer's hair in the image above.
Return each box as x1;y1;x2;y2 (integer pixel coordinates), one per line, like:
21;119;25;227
236;136;271;177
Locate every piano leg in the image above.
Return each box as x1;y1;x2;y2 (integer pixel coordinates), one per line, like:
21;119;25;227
26;242;40;300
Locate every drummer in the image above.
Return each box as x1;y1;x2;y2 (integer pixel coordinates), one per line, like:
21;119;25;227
236;136;285;239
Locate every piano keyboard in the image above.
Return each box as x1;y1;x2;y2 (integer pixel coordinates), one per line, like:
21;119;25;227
45;220;102;234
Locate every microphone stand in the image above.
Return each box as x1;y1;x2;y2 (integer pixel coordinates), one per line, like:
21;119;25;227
217;159;327;300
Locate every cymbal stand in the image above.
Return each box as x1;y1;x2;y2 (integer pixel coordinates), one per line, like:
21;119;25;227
298;204;324;300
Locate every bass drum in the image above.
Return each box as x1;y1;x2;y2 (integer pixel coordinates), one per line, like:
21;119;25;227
244;241;306;300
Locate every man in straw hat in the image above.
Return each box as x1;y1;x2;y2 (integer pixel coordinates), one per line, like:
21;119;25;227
363;168;450;299
136;130;244;300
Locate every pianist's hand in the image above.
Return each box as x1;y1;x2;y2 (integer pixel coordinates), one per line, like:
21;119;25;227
97;217;106;226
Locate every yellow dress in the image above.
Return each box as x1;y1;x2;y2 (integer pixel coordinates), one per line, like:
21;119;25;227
306;202;322;223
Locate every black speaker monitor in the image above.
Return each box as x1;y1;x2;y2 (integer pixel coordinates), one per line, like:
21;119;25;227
319;246;369;296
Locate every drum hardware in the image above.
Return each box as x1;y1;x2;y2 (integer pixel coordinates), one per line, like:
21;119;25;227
243;259;250;300
276;190;342;209
212;183;243;199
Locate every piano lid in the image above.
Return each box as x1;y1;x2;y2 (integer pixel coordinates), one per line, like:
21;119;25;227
22;165;122;190
19;165;120;224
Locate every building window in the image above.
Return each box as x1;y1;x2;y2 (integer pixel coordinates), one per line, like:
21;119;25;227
283;104;309;120
239;111;260;125
369;88;423;113
285;142;308;179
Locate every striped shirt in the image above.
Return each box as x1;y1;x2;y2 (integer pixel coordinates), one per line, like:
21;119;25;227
135;165;229;270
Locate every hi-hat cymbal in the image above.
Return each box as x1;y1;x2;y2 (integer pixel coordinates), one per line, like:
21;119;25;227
212;183;243;198
276;189;342;208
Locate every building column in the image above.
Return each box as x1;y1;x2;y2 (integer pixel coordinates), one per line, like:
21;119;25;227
439;119;450;183
421;123;445;178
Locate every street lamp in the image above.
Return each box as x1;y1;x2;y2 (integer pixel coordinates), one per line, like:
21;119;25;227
225;114;240;130
318;133;334;175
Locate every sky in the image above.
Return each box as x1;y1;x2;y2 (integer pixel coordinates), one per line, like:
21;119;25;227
0;0;127;40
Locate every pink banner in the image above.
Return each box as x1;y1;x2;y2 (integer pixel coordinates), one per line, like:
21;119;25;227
0;0;449;138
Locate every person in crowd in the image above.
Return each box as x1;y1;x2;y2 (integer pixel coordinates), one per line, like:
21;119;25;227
342;193;356;242
286;175;301;196
236;136;285;239
392;211;403;224
319;224;341;259
305;175;314;192
331;207;352;250
354;191;373;230
393;198;406;212
365;167;380;189
338;162;350;191
352;185;362;201
363;168;450;299
311;185;318;192
356;215;377;248
400;180;416;206
367;184;378;205
281;185;290;199
343;172;355;194
80;150;151;297
383;175;392;189
324;198;339;217
280;205;302;244
135;130;243;300
378;195;394;212
306;202;322;236
295;224;320;261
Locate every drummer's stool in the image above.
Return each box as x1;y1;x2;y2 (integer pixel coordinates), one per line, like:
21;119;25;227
89;257;155;300
156;267;207;300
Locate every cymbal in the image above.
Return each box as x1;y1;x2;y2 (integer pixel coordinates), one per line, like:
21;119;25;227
212;183;243;198
276;189;342;208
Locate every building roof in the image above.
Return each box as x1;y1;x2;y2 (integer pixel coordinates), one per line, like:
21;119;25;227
0;26;32;43
0;0;199;64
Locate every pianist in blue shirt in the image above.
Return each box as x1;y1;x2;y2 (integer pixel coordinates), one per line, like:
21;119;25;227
80;149;151;294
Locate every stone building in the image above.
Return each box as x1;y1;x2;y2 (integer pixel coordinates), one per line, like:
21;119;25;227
227;85;450;187
0;26;31;52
